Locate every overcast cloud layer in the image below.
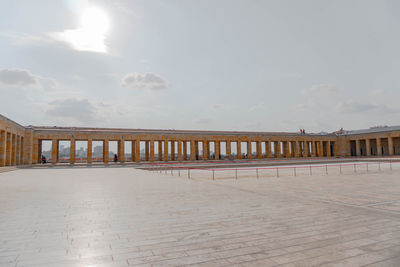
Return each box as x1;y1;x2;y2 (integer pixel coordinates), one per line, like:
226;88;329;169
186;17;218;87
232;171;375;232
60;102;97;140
0;0;399;132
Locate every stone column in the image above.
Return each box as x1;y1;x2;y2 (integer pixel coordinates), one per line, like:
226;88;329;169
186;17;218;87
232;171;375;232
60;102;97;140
194;141;200;160
135;139;141;162
290;142;294;157
145;141;150;161
366;139;371;156
87;139;92;164
266;141;272;158
388;137;394;156
326;141;331;157
226;140;231;156
11;134;16;165
284;141;290;158
35;138;41;164
237;141;242;159
0;130;6;167
171;141;175;160
202;140;208;160
22;131;32;165
164;140;169;161
247;141;252;159
304;141;309;157
291;142;296;157
319;141;324;157
182;141;187;160
150;140;155;161
132;141;137;162
294;141;299;157
51;139;58;165
176;140;182;161
312;141;317;157
118;139;125;163
290;141;294;157
158;141;163;161
355;140;361;157
6;133;11;166
19;137;24;165
190;140;196;161
103;139;109;163
377;138;382;156
256;141;261;159
15;136;20;165
274;141;281;158
70;139;76;164
215;141;220;160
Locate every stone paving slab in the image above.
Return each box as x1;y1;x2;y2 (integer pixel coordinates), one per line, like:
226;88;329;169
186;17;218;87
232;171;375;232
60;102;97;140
0;168;399;266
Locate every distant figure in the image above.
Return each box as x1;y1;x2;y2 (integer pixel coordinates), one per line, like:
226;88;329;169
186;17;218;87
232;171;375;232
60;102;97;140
41;155;47;164
114;154;118;163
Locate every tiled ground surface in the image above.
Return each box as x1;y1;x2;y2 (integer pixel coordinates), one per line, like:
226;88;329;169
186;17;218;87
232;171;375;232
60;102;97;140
0;167;400;267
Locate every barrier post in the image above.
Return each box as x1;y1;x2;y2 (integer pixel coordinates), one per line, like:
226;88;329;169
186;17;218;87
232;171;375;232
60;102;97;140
213;169;215;180
366;163;369;172
379;162;381;171
310;165;312;176
354;164;356;173
276;168;279;177
340;164;342;174
188;168;190;179
294;167;296;177
179;168;180;176
325;165;328;175
256;168;259;179
390;161;392;171
235;168;237;179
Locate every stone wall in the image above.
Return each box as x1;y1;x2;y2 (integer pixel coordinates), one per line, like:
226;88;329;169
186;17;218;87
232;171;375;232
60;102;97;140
0;115;27;166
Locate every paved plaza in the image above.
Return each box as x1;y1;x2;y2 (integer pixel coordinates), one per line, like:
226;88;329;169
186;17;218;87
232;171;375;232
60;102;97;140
0;167;400;266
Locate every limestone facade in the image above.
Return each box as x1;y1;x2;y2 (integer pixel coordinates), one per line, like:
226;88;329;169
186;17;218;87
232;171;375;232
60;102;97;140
1;114;400;166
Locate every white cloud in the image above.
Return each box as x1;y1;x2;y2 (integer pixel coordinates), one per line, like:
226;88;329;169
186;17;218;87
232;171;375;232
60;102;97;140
336;102;398;114
249;102;266;112
212;104;224;109
291;83;400;131
0;32;54;46
50;29;107;53
211;104;231;110
0;68;39;86
302;84;339;95
195;118;212;124
121;73;168;90
71;75;84;81
46;98;97;124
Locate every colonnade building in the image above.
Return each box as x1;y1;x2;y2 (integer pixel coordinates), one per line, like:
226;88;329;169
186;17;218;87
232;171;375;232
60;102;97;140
1;114;400;167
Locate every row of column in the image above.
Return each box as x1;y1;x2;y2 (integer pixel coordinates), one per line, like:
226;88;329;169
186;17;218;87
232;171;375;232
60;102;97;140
354;137;397;157
40;138;334;165
0;130;24;167
45;139;136;165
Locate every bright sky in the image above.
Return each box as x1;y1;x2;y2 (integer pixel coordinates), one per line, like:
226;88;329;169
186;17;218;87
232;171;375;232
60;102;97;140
1;0;399;132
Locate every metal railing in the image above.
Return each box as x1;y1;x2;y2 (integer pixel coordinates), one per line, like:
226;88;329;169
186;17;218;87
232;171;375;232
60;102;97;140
148;160;400;180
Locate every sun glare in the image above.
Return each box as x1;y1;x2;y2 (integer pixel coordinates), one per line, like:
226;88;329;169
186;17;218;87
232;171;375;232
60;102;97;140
53;6;110;53
81;7;110;34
